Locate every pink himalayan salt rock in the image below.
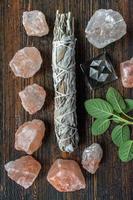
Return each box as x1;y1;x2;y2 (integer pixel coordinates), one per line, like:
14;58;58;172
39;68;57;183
82;143;103;174
9;47;42;78
120;58;133;88
23;10;49;37
15;119;45;154
5;156;41;189
19;84;46;114
47;159;86;192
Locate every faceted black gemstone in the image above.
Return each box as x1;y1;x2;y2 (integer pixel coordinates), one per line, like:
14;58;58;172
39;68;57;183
80;52;118;90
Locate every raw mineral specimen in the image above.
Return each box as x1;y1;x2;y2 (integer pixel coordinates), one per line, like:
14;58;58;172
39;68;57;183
80;52;118;90
15;119;45;154
19;83;46;114
47;159;86;192
9;47;42;78
120;58;133;88
82;143;103;174
85;9;127;48
23;10;49;37
4;156;41;189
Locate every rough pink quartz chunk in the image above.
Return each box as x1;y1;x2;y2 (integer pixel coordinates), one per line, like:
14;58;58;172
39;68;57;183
19;83;46;114
82;143;103;174
23;10;49;37
4;156;41;189
47;159;86;192
9;47;42;78
15;119;45;154
120;58;133;88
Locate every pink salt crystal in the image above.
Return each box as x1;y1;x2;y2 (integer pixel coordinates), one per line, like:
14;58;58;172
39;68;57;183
19;83;46;114
82;143;103;174
15;119;45;154
9;47;42;78
4;156;41;189
120;58;133;88
23;10;49;37
47;159;86;192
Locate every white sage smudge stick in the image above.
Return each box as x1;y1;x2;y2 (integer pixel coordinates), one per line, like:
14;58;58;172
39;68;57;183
52;10;79;153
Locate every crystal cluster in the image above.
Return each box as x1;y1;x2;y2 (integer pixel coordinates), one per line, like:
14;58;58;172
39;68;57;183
19;84;46;114
82;143;103;174
85;9;127;48
9;47;42;78
120;58;133;88
5;156;41;189
81;53;118;89
15;119;45;154
47;159;86;192
23;10;49;37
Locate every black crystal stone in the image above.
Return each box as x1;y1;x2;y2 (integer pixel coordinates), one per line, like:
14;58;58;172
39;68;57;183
80;52;118;90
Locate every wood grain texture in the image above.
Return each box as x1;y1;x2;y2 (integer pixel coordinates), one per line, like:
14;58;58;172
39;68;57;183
0;0;133;199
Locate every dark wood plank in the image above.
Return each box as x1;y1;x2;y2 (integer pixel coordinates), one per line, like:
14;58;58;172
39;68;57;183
0;0;133;199
0;1;4;199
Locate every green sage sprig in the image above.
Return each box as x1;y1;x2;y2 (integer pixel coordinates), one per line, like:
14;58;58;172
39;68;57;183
84;87;133;162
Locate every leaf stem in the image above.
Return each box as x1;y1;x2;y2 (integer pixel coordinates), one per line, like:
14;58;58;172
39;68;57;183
121;111;133;121
112;113;133;125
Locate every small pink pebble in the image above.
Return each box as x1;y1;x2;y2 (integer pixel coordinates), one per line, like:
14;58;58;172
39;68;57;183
22;10;49;37
19;83;46;114
5;156;41;189
15;119;45;154
120;58;133;88
82;143;103;174
9;47;42;78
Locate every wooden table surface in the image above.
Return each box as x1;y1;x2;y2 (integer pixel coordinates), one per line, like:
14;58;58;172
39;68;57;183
0;0;133;199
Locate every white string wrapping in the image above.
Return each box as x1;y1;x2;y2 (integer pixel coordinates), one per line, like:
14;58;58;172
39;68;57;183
52;11;79;152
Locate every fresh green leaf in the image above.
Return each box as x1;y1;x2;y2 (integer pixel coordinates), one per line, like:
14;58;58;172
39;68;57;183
106;87;126;113
112;125;130;147
92;118;110;135
124;99;133;113
84;87;133;163
119;140;133;162
112;118;121;123
84;98;113;119
111;114;121;123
